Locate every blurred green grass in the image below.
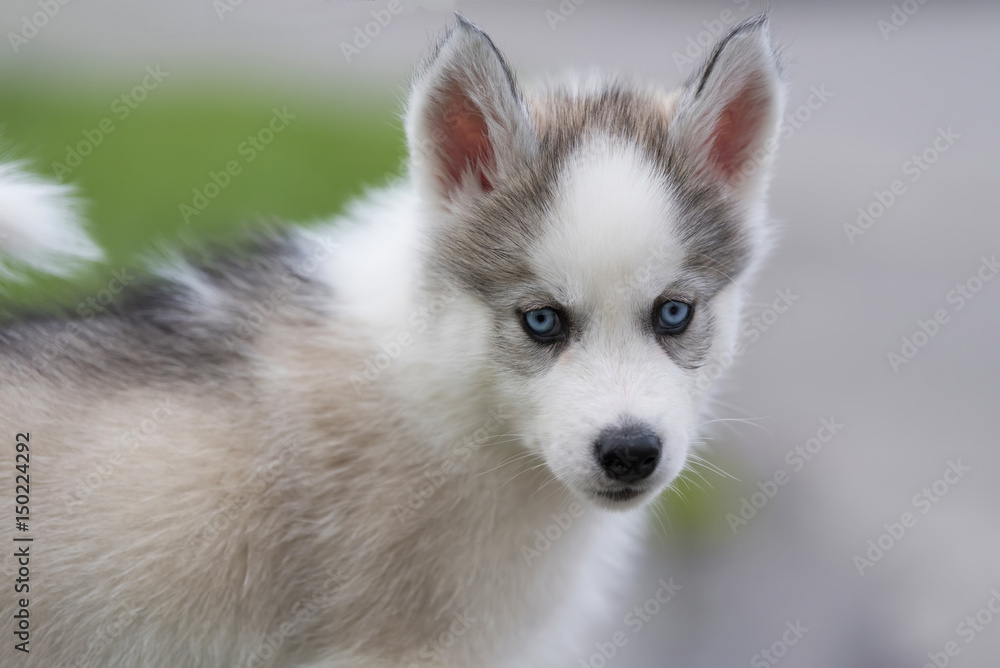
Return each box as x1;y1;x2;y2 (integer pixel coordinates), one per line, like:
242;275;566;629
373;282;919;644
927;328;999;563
0;72;404;304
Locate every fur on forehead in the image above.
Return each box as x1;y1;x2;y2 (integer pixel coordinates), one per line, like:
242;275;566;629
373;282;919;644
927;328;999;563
530;133;679;305
420;80;754;303
408;15;785;303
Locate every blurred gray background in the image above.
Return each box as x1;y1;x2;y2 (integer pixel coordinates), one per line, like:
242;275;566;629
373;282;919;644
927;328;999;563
2;1;998;666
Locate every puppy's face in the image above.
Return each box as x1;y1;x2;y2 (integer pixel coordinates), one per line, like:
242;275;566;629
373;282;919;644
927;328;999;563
493;137;751;509
407;17;785;509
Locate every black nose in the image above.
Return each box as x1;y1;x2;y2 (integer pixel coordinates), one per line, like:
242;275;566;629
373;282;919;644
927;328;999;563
595;426;661;483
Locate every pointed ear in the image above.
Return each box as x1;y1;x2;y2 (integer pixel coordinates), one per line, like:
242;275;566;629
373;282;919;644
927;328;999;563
669;16;786;195
405;16;537;205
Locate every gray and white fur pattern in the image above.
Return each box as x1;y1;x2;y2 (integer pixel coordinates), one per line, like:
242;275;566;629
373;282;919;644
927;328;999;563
0;14;786;668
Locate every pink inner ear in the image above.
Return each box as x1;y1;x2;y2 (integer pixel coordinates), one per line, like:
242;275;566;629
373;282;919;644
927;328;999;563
440;97;494;194
708;84;768;183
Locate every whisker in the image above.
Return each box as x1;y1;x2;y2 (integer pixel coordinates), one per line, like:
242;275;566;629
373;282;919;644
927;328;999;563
497;460;547;490
681;464;714;490
667;481;691;510
677;470;706;495
696;417;773;436
475;451;539;478
687;453;739;482
536;478;572;506
650;498;673;541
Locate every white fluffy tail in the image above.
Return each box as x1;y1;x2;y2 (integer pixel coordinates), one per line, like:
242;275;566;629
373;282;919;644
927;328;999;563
0;161;103;279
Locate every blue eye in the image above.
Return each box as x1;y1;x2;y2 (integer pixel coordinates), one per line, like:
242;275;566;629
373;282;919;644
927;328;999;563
657;300;692;333
523;308;563;340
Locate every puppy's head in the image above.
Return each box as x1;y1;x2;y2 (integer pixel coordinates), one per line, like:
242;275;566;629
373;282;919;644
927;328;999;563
406;16;785;509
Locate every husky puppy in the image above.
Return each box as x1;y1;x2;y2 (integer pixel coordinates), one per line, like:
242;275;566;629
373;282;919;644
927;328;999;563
0;14;785;668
